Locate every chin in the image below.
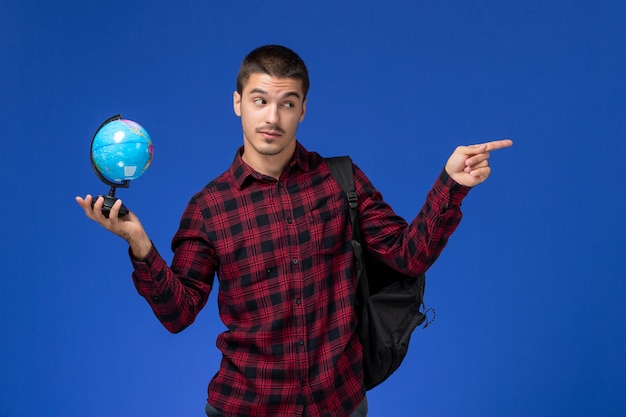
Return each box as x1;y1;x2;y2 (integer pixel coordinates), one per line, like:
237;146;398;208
258;147;284;157
256;140;288;156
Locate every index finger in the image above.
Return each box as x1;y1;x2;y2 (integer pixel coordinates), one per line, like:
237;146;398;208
482;139;513;151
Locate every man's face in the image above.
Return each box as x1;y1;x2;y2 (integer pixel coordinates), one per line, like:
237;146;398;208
233;73;306;162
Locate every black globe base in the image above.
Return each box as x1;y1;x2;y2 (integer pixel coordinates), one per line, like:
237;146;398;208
91;195;129;218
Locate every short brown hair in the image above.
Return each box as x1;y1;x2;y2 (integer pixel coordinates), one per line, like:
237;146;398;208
236;45;310;97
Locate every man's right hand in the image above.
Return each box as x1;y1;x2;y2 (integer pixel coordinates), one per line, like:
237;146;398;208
75;194;153;260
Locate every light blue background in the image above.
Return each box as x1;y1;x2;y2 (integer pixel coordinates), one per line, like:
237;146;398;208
2;1;624;416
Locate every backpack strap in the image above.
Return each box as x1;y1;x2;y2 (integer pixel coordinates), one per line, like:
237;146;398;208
325;157;370;297
326;156;358;211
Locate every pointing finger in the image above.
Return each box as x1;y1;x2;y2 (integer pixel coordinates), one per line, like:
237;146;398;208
481;139;513;152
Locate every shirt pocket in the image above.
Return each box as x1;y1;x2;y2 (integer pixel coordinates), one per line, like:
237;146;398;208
307;192;347;255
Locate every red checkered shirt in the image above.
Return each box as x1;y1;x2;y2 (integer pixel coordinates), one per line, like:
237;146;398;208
131;142;470;417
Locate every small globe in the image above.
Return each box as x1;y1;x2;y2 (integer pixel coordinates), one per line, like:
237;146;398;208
91;118;153;184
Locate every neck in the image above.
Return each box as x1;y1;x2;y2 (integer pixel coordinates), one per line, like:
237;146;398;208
241;144;296;180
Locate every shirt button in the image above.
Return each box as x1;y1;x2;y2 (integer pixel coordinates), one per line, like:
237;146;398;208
292;259;299;265
295;298;301;305
298;340;304;346
287;218;292;224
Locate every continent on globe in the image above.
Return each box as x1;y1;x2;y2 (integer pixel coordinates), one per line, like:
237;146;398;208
91;119;153;184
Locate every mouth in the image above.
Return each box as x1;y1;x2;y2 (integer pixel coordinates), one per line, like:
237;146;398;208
259;130;281;139
257;125;285;139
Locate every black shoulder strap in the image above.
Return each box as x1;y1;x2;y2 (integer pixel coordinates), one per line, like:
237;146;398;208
326;157;370;296
326;157;359;240
326;156;358;212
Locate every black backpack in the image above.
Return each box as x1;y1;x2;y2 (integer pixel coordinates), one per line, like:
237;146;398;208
326;156;434;391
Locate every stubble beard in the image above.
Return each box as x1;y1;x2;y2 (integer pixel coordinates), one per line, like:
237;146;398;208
251;124;292;156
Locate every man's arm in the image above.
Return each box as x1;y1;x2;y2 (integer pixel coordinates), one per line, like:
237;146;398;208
355;139;512;275
75;194;153;259
76;194;213;333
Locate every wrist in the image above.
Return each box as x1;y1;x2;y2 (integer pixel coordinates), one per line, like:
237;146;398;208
128;231;152;260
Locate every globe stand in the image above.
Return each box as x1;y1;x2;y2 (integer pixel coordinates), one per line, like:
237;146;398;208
94;183;130;218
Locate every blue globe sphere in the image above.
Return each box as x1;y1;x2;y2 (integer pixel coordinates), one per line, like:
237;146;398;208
91;119;153;184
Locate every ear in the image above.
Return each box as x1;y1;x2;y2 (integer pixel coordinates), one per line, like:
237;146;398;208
233;91;242;117
299;97;307;122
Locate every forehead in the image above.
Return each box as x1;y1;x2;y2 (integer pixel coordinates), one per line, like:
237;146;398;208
242;73;304;97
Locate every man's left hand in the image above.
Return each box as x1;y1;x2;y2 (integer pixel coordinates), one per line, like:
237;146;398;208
445;139;513;187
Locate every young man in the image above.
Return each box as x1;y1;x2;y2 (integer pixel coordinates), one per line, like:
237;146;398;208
77;45;512;417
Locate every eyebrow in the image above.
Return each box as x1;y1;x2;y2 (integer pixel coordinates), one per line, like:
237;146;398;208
248;88;301;100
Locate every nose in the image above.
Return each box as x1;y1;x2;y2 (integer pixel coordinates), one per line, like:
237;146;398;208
266;103;279;125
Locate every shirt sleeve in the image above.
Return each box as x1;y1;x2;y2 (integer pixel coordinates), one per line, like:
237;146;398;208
354;166;471;275
130;199;216;333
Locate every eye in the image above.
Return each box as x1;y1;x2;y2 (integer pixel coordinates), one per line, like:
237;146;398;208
253;98;266;106
282;102;295;108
